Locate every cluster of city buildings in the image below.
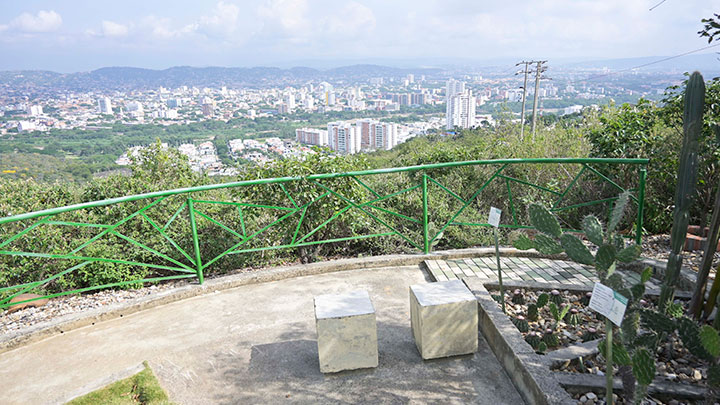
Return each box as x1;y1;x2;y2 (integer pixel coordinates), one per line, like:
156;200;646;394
295;116;443;154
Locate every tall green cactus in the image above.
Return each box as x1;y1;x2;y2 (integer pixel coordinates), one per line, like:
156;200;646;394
659;71;705;312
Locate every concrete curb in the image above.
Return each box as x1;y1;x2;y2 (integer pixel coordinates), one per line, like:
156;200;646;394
554;372;706;401
464;277;576;405
0;247;539;354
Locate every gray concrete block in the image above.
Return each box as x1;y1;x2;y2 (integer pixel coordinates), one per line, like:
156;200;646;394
409;280;477;359
314;290;378;373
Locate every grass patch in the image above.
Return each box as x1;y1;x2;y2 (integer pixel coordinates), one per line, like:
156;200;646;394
67;361;173;405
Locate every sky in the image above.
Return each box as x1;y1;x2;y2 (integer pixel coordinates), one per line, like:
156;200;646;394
0;0;719;72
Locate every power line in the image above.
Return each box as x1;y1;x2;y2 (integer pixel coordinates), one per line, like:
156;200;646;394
582;42;720;82
649;0;667;11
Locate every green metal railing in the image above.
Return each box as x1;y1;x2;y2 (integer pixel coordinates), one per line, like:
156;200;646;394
0;158;648;309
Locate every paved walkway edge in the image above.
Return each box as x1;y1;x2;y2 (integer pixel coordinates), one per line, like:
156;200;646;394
464;277;575;405
0;247;551;354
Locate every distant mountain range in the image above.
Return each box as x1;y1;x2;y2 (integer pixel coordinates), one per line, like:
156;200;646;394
2;53;719;95
0;64;442;93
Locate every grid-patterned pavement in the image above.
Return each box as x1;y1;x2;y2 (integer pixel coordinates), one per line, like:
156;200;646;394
424;256;661;290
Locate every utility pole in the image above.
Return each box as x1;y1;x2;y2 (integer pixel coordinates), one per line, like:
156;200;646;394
515;61;532;140
530;60;548;141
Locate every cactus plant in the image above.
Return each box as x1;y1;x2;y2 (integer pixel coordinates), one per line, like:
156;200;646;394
567;308;581;326
527;303;538;321
536;341;548;354
582;327;602;342
542;328;559;348
660;71;705;312
550;289;563;306
512;316;530;333
511;289;525;305
549;302;570;322
525;331;542;350
580;291;592;306
512;192;660;405
536;292;549;308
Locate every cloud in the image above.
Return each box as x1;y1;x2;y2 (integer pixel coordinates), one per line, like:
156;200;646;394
9;10;62;33
258;0;309;32
324;2;376;37
101;21;129;37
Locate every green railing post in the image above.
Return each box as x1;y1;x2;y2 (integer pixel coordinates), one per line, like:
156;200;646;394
636;166;647;245
187;198;204;284
422;174;429;254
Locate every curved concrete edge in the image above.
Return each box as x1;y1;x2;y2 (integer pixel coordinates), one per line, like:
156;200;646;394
59;362;146;404
463;277;576;405
0;247;545;354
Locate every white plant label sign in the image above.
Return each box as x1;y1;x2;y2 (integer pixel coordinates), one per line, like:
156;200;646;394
589;282;628;327
488;207;502;228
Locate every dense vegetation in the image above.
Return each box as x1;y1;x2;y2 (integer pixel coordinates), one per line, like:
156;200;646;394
1;76;719;296
0;105;442;182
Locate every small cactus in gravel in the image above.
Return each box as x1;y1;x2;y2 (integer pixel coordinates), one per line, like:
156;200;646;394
512;289;525;305
525;331;542;350
537;341;548;354
580;292;592;306
543;328;559;348
550;289;563;306
566;308;581;326
527;304;538;321
512;316;530;333
582;327;602;342
536;292;549;308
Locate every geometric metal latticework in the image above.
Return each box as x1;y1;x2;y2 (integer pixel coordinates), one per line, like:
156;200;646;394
0;157;648;309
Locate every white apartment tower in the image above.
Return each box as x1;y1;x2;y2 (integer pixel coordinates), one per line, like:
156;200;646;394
445;79;466;129
446;79;476;129
295;128;328;146
357;119;398;151
446;91;477;130
327;122;359;154
98;97;113;115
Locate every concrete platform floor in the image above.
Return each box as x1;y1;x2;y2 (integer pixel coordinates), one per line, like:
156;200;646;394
0;265;525;404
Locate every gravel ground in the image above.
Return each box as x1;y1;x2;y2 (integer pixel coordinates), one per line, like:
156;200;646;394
2;235;717;337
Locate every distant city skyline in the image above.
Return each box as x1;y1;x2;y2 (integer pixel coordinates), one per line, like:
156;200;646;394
0;0;719;72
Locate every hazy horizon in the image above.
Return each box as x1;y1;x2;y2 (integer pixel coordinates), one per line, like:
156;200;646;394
1;1;719;72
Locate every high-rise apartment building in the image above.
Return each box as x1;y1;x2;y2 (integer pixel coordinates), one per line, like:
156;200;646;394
446;79;476;129
447;90;477;129
357;119;398;151
98;97;113;115
295;128;328;146
327;122;359;154
26;105;43;116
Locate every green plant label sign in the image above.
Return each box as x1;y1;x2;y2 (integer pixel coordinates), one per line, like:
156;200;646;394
589;282;628;326
488;207;501;228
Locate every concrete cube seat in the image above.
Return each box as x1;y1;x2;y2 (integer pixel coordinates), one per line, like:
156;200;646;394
410;279;478;359
314;289;378;373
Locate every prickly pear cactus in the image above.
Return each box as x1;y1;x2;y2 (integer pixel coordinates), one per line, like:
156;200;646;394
631;348;656;386
699;325;720;357
677;316;713;360
639;309;677;335
536;293;549;308
582;215;604;246
512;316;529;333
527;303;538;321
533;233;563;255
528;203;562;237
560;233;595;265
